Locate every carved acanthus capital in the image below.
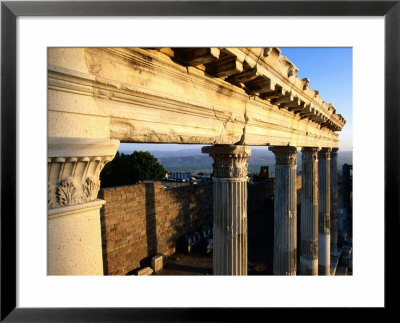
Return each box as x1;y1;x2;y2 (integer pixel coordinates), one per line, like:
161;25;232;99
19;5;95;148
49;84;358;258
301;147;320;162
318;147;332;160
48;137;119;209
269;146;298;166
202;145;251;178
330;148;339;159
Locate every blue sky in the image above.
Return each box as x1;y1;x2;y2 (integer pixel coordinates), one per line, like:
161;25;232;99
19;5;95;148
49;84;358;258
280;47;352;151
120;47;352;152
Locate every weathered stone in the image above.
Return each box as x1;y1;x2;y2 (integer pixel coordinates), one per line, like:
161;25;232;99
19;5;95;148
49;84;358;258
48;48;345;147
47;47;347;276
151;254;165;273
47;137;119;275
203;145;250;275
318;148;332;275
269;146;298;275
48;137;119;209
330;148;339;256
202;145;251;178
300;147;319;275
136;267;153;276
48;199;106;275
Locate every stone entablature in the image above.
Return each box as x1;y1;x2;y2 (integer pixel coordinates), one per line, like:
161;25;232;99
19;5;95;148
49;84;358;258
160;48;346;131
48;48;343;148
48;137;119;209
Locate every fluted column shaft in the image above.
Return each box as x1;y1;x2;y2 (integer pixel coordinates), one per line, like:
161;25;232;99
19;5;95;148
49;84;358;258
269;146;298;275
202;145;251;275
48;137;119;275
330;148;339;256
300;147;319;275
318;148;332;275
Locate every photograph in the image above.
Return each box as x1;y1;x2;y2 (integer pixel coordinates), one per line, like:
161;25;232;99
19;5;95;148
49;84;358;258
48;47;352;276
2;0;398;319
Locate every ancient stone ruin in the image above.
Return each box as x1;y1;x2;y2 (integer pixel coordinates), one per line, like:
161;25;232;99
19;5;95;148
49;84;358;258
48;48;346;275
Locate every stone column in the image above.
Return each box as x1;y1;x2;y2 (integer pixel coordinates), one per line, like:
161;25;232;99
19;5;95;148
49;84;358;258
318;148;332;275
330;148;339;256
269;146;298;275
201;145;251;275
48;137;119;275
300;147;319;275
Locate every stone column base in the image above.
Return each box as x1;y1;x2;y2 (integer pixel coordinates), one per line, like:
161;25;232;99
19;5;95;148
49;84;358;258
48;199;106;275
299;257;318;275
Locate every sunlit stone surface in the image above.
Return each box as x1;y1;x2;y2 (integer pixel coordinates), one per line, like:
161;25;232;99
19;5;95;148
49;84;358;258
202;145;251;275
269;146;298;275
48;137;119;275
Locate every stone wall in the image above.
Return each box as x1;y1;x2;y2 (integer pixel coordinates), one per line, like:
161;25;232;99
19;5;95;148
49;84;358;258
99;175;302;275
99;182;213;275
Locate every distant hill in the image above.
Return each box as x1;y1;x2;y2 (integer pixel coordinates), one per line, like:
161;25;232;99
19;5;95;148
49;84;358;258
118;147;352;175
118;148;204;158
157;155;212;173
337;151;353;170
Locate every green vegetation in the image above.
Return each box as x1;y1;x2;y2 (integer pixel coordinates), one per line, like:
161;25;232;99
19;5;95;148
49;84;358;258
100;151;167;188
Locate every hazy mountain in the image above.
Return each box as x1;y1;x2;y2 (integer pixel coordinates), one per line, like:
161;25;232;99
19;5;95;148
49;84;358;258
118;148;203;158
118;147;352;175
337;151;353;169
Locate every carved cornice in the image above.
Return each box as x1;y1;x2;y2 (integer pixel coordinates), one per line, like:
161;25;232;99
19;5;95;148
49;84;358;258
48;50;341;147
202;145;251;178
48;137;119;209
156;47;346;131
269;146;298;166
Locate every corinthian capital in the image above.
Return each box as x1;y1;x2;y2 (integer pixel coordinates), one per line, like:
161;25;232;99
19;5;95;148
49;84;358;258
330;148;339;158
269;146;298;166
301;147;320;162
318;147;332;160
48;137;119;209
202;145;251;178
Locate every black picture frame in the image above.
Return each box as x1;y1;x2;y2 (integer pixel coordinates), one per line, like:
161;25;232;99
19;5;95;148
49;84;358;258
1;0;399;321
